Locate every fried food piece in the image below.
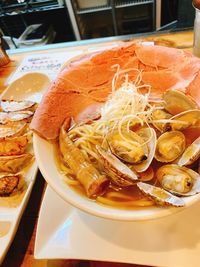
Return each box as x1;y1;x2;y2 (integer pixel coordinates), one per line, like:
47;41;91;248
0;153;33;173
0;134;30;156
0;122;27;140
0;174;20;196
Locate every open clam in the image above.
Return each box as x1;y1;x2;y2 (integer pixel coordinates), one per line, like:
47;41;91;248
157;164;200;196
164;109;200;131
107;130;148;164
155;131;185;163
137;182;185;207
163;90;199;115
178;136;200;166
133;127;157;172
96;146;138;187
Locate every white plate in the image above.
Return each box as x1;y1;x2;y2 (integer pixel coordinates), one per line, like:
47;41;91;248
4;72;50;103
0;72;50;264
35;185;200;267
33;132;200;221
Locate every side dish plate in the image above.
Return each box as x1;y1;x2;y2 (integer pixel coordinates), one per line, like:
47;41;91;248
0;72;50;264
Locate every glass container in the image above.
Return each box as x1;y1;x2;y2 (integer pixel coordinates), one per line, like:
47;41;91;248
193;0;200;57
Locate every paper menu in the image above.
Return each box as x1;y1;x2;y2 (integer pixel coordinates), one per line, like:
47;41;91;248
7;50;84;84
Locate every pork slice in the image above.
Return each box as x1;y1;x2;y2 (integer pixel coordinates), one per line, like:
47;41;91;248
30;90;99;141
186;69;200;106
135;45;187;69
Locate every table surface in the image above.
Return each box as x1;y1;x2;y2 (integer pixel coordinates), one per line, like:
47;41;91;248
0;29;194;267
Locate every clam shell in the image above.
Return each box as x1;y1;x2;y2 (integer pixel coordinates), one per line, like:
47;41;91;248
178;136;200;166
164;109;200;131
133;127;157;172
155;131;185;163
96;146;138;187
137;182;185;207
157;164;200;196
1;100;36;112
163;90;199;115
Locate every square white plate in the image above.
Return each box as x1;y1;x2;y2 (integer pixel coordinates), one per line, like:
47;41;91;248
35;186;200;267
0;72;50;264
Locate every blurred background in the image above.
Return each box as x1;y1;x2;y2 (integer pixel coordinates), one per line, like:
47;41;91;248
0;0;195;49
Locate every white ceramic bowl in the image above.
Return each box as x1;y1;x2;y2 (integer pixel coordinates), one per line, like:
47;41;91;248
33;134;200;221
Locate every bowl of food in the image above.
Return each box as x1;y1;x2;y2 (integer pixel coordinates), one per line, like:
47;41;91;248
32;43;200;221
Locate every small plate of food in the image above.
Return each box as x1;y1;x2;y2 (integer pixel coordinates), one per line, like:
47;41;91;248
0;72;50;264
32;43;200;221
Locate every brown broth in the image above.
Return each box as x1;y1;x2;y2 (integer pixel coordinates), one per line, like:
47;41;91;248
55;142;154;210
56;126;200;210
183;126;200;145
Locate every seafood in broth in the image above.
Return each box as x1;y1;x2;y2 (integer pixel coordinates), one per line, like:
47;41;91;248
155;131;185;163
30;43;200;209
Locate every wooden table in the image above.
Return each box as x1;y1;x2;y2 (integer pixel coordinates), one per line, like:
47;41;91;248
0;29;194;267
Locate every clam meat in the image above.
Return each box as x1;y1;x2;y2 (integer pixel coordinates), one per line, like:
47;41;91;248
137;182;185;206
156;164;200;196
107;130;148;164
155;131;185;163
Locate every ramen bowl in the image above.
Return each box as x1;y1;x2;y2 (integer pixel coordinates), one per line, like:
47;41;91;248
32;43;200;221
